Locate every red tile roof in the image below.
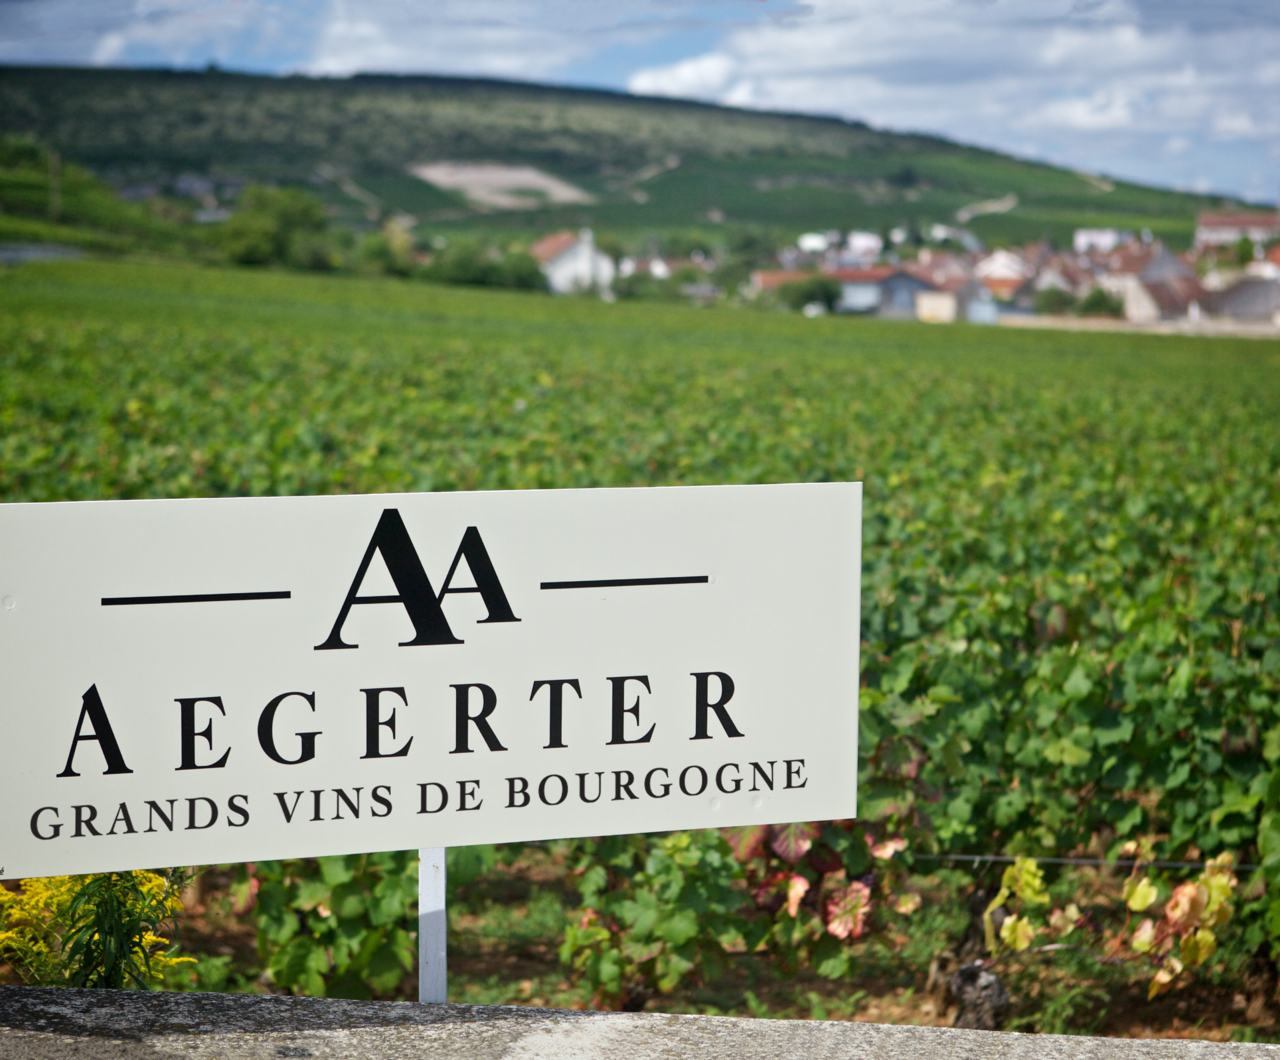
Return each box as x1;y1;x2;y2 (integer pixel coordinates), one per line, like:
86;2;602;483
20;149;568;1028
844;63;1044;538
824;266;897;283
529;231;578;264
750;269;816;291
1197;212;1279;229
982;277;1024;300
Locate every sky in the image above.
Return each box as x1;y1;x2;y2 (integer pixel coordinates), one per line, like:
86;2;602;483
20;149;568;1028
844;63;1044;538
1;0;1278;202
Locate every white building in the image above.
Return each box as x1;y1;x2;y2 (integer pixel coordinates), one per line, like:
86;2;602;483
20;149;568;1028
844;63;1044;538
915;290;957;324
1100;273;1160;323
529;228;616;294
1194;212;1280;250
1073;228;1127;254
846;231;884;260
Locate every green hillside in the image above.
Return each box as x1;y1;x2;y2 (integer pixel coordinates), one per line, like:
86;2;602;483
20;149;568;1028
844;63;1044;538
0;66;1247;248
0;134;200;253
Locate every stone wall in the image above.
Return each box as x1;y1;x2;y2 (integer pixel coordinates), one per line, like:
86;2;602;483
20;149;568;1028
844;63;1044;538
3;986;1279;1060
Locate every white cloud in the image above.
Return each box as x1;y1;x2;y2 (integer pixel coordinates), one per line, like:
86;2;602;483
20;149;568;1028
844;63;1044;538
1034;90;1136;132
626;0;1280;198
305;0;605;80
630;52;734;98
1214;112;1260;140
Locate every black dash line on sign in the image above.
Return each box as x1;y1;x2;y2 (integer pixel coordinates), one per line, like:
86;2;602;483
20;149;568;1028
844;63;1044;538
540;576;709;590
102;591;292;606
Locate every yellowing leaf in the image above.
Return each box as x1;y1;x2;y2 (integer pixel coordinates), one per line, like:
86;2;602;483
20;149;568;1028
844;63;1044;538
1148;956;1183;1000
785;875;810;919
1164;882;1206;933
894;892;922;915
1057;740;1092;766
1001;856;1050;906
1198;853;1237;928
1049;903;1080;937
871;837;908;859
1124;877;1159;912
982;886;1011;955
1131;918;1156;953
999;914;1039;951
1180;927;1217;967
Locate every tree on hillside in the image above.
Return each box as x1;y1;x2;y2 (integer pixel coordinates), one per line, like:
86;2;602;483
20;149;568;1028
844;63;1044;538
217;185;328;266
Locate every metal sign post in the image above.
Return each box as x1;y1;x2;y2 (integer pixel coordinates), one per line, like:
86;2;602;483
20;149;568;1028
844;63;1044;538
419;848;447;1004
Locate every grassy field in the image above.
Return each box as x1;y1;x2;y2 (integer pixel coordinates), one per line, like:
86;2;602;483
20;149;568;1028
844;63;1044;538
3;260;1280;1036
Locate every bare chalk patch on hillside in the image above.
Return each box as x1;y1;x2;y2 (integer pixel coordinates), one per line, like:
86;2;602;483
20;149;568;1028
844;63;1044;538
409;162;593;211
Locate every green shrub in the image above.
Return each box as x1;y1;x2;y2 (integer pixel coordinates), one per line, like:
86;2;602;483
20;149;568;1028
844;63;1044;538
1077;285;1124;317
242;853;417;998
0;134;44;170
230;846;499;998
217;185;327;266
217;210;280;265
1033;286;1076;314
778;276;841;312
0;871;193;989
419;242;545;290
560;832;745;1008
288;232;344;272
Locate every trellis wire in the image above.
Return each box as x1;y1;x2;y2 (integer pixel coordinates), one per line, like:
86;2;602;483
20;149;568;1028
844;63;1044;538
909;853;1259;872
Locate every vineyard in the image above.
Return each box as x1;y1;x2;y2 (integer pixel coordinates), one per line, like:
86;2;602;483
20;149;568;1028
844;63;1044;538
2;259;1279;1037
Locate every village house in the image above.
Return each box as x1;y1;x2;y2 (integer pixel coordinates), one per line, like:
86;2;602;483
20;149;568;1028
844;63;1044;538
1023;256;1095;306
1194;211;1280;251
957;279;1000;323
1073;228;1129;254
827;265;895;313
529;228;616;294
747;269;816;298
1210;278;1280;323
619;256;678;280
844;231;884;262
908;249;972;291
828;266;937;318
974;248;1034;301
1099;242;1204;322
903;251;996;323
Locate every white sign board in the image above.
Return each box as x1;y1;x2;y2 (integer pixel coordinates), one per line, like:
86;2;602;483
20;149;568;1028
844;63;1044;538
0;483;861;880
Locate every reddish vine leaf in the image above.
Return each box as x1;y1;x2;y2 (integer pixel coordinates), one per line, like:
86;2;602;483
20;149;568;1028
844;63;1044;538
827;881;872;939
770;822;819;863
721;825;768;863
879;736;925;778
